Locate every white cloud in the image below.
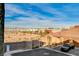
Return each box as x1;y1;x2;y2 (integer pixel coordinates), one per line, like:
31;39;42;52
5;4;49;19
5;17;54;28
5;16;78;29
30;4;68;19
5;4;27;15
5;4;68;20
5;4;79;28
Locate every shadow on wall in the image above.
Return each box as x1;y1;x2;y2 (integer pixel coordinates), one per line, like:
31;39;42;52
4;40;45;52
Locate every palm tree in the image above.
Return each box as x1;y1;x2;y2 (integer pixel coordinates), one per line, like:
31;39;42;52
47;35;52;48
38;35;41;47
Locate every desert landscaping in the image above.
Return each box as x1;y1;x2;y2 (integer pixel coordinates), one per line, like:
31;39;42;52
4;25;79;48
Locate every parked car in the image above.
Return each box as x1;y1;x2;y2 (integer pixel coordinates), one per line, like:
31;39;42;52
60;44;75;52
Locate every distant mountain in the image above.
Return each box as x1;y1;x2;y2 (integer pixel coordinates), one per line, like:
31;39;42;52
53;25;79;38
60;25;79;38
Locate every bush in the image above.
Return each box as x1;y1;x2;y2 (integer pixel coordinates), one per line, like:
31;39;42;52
32;46;39;49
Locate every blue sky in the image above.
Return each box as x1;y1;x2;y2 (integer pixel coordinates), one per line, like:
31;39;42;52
5;3;79;28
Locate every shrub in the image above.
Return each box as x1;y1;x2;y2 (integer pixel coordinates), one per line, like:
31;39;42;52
32;46;39;49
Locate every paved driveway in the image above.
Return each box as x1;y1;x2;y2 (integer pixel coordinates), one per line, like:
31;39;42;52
11;48;69;56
